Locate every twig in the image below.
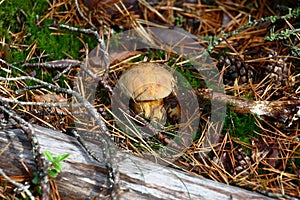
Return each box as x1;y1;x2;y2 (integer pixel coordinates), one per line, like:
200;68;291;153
0;105;50;200
0;96;82;108
0;75;119;196
70;129;117;197
22;59;81;81
0;58;29;76
22;59;82;68
16;85;46;92
208;8;300;53
0;168;35;200
52;64;74;80
50;24;110;75
74;0;96;29
12;54;52;65
80;60;113;94
134;113;185;151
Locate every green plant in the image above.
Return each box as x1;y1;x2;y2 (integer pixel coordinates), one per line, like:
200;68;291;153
265;27;295;41
32;151;70;184
43;151;70;178
175;14;183;27
207;6;300;53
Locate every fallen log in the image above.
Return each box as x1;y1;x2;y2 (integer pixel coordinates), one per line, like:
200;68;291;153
0;125;273;200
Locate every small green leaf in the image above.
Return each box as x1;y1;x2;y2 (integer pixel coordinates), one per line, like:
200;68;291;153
32;172;39;184
44;151;54;162
55;153;70;163
53;162;62;172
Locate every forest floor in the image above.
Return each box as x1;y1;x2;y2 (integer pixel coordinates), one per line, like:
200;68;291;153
0;0;299;199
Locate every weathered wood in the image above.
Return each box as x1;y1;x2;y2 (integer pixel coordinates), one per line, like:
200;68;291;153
199;90;300;125
0;126;273;200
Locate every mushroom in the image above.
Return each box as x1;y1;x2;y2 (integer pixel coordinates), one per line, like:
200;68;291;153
119;63;177;124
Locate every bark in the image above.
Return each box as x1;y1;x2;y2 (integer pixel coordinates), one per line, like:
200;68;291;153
0;125;273;200
208;91;300;124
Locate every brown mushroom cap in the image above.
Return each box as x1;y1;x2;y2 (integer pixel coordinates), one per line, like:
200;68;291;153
119;63;175;101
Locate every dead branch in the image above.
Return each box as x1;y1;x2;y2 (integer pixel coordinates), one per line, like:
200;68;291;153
0;125;273;200
206;91;300;126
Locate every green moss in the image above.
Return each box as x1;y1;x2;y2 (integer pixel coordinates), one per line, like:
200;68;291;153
0;0;98;85
222;112;261;144
0;1;48;41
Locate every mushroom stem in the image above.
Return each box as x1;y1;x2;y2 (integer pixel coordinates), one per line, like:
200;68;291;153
133;99;166;124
